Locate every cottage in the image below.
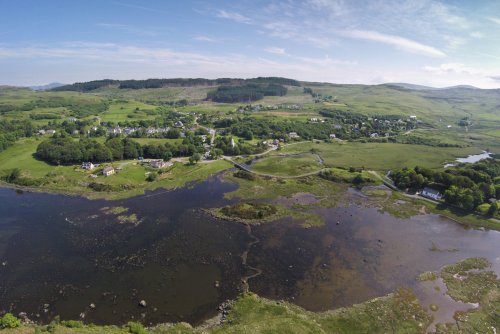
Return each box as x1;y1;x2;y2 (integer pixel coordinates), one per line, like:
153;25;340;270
46;129;56;135
150;160;171;169
421;187;442;200
102;167;115;176
329;134;336;139
81;162;95;170
288;132;300;139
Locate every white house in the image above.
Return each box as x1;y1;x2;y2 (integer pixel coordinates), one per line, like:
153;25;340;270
329;134;336;139
81;162;95;170
102;167;115;176
421;187;442;200
288;132;300;139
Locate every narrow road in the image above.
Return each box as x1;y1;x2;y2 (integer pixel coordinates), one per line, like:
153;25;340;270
224;157;326;179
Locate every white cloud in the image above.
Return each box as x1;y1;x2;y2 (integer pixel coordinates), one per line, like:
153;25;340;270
342;30;446;57
264;47;286;55
96;23;157;37
488;17;500;25
424;63;477;75
194;35;214;42
470;31;484;39
428;2;470;30
306;0;348;17
216;10;252;24
443;35;466;49
423;62;500;88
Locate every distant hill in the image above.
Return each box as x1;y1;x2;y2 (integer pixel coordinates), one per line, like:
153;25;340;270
384;83;439;91
51;77;300;92
444;85;479;90
30;82;66;91
385;82;480;91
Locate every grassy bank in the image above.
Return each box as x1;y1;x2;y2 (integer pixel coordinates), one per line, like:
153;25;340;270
0;140;232;200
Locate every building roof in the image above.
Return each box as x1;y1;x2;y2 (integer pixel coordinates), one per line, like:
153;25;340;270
422;187;441;195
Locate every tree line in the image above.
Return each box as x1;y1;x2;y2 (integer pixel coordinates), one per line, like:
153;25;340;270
391;160;500;213
207;84;288;103
52;77;299;92
0;119;34;152
36;134;207;165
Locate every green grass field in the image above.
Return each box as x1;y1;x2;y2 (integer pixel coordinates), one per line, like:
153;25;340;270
100;100;159;123
274;141;483;171
251;153;323;176
0;138;53;177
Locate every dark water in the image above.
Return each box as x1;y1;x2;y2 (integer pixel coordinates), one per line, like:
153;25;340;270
0;178;250;325
1;178;500;326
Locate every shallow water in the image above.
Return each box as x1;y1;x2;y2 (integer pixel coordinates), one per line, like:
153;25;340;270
444;151;492;167
248;205;500;312
1;179;499;327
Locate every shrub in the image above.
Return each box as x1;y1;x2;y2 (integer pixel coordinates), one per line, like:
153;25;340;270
88;182;113;192
61;320;84;328
0;313;21;329
126;321;147;334
233;170;256;181
146;172;157;182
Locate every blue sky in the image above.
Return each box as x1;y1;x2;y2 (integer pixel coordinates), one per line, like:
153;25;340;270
1;0;500;87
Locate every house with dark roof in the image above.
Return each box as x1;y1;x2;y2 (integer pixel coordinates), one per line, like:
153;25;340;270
81;162;95;170
421;187;442;200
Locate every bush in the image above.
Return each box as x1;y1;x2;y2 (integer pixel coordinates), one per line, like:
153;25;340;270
61;320;84;328
0;313;21;329
146;172;157;182
234;170;256;181
126;321;147;334
88;182;113;192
